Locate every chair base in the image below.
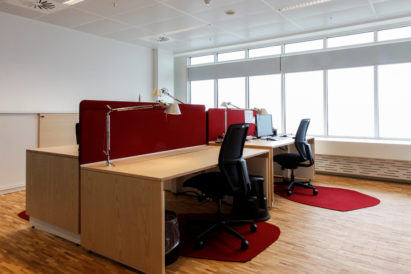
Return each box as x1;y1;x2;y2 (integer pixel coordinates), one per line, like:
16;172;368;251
275;170;318;196
195;219;257;250
193;200;257;250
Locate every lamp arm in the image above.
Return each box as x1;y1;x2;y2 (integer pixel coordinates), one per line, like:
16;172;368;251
163;90;184;104
108;104;158;113
105;103;162;166
227;102;241;109
161;89;184;104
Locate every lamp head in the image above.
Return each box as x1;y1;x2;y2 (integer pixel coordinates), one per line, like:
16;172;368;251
165;103;181;115
220;101;229;108
152;88;162;97
158;100;181;115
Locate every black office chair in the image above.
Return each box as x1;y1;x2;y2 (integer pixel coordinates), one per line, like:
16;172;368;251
75;123;80;145
183;123;262;250
274;119;318;196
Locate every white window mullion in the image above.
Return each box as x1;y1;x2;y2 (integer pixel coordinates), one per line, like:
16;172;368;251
187;81;191;104
214;79;218;108
281;44;286;134
374;65;379;138
324;70;329;136
245;77;250;109
323;38;328;136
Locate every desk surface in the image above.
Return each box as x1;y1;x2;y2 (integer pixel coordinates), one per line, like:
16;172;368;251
82;145;269;181
245;137;295;148
27;145;79;158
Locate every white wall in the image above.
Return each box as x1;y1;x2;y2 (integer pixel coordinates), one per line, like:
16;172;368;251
0;12;154;192
315;138;411;161
153;48;175;102
0;114;37;194
174;56;188;103
0;12;153;113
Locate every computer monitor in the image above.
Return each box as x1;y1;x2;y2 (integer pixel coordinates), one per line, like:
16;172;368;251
256;114;274;138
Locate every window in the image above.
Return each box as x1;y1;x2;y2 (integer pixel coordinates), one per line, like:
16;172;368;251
285;71;324;135
378;26;411;41
217;51;245;62
249;75;282;132
285;39;323;54
190;80;215;109
328;32;374;48
217;77;246;108
328;66;374;137
249;46;281;58
379;63;411;139
190;55;214;65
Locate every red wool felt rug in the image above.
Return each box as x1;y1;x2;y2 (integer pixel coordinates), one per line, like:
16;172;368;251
275;185;380;211
18;210;30;221
178;214;280;262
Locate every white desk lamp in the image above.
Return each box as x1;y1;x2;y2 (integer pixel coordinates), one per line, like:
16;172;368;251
104;101;181;166
219;102;269;138
153;88;184;104
255;108;268;115
220;101;241;109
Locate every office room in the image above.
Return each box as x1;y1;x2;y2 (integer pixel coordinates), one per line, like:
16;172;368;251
1;0;411;273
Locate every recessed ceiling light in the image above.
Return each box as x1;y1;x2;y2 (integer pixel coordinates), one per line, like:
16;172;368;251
225;10;235;15
63;0;86;6
278;0;333;12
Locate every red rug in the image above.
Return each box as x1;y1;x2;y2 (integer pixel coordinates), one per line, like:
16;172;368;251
178;214;280;262
275;185;380;211
18;210;30;221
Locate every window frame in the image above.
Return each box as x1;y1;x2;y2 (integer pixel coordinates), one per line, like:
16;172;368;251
186;24;411;141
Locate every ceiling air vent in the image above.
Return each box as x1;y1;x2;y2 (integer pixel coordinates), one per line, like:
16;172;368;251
4;0;67;13
141;35;175;44
156;35;170;43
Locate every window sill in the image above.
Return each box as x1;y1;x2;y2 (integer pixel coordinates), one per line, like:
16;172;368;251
315;137;411;146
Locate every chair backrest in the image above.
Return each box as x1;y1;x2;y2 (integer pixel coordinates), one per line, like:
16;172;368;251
218;123;251;196
295;119;314;165
75;123;80;145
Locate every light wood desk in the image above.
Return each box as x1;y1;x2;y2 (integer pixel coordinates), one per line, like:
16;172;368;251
245;137;315;182
81;145;270;274
26;145;80;243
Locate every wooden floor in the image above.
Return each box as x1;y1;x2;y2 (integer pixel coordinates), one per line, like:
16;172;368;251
1;174;411;273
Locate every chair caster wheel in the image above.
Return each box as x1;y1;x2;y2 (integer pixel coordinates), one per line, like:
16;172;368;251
195;240;205;250
241;240;249;250
313;189;318;196
250;224;257;232
287;190;292;196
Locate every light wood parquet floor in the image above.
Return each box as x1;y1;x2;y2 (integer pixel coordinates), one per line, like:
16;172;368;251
1;174;411;273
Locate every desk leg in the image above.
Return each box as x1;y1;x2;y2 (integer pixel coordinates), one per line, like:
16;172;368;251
246;151;273;208
81;170;165;274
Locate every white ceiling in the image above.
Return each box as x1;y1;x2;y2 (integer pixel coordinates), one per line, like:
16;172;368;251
1;0;411;53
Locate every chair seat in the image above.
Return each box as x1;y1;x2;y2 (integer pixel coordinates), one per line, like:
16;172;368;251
274;153;304;169
183;172;232;198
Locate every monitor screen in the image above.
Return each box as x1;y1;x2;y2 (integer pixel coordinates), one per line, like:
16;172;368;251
256;114;273;138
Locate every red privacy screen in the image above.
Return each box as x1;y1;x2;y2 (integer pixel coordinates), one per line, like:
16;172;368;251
79;100;207;165
207;108;257;142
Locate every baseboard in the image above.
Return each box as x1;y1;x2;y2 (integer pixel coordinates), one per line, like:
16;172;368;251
0;183;25;195
316;154;411;184
30;217;81;244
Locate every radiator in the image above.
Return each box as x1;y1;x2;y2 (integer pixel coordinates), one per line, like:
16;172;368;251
315;154;411;183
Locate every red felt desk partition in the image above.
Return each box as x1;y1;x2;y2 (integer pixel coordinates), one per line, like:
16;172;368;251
79;100;206;165
207;108;257;142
